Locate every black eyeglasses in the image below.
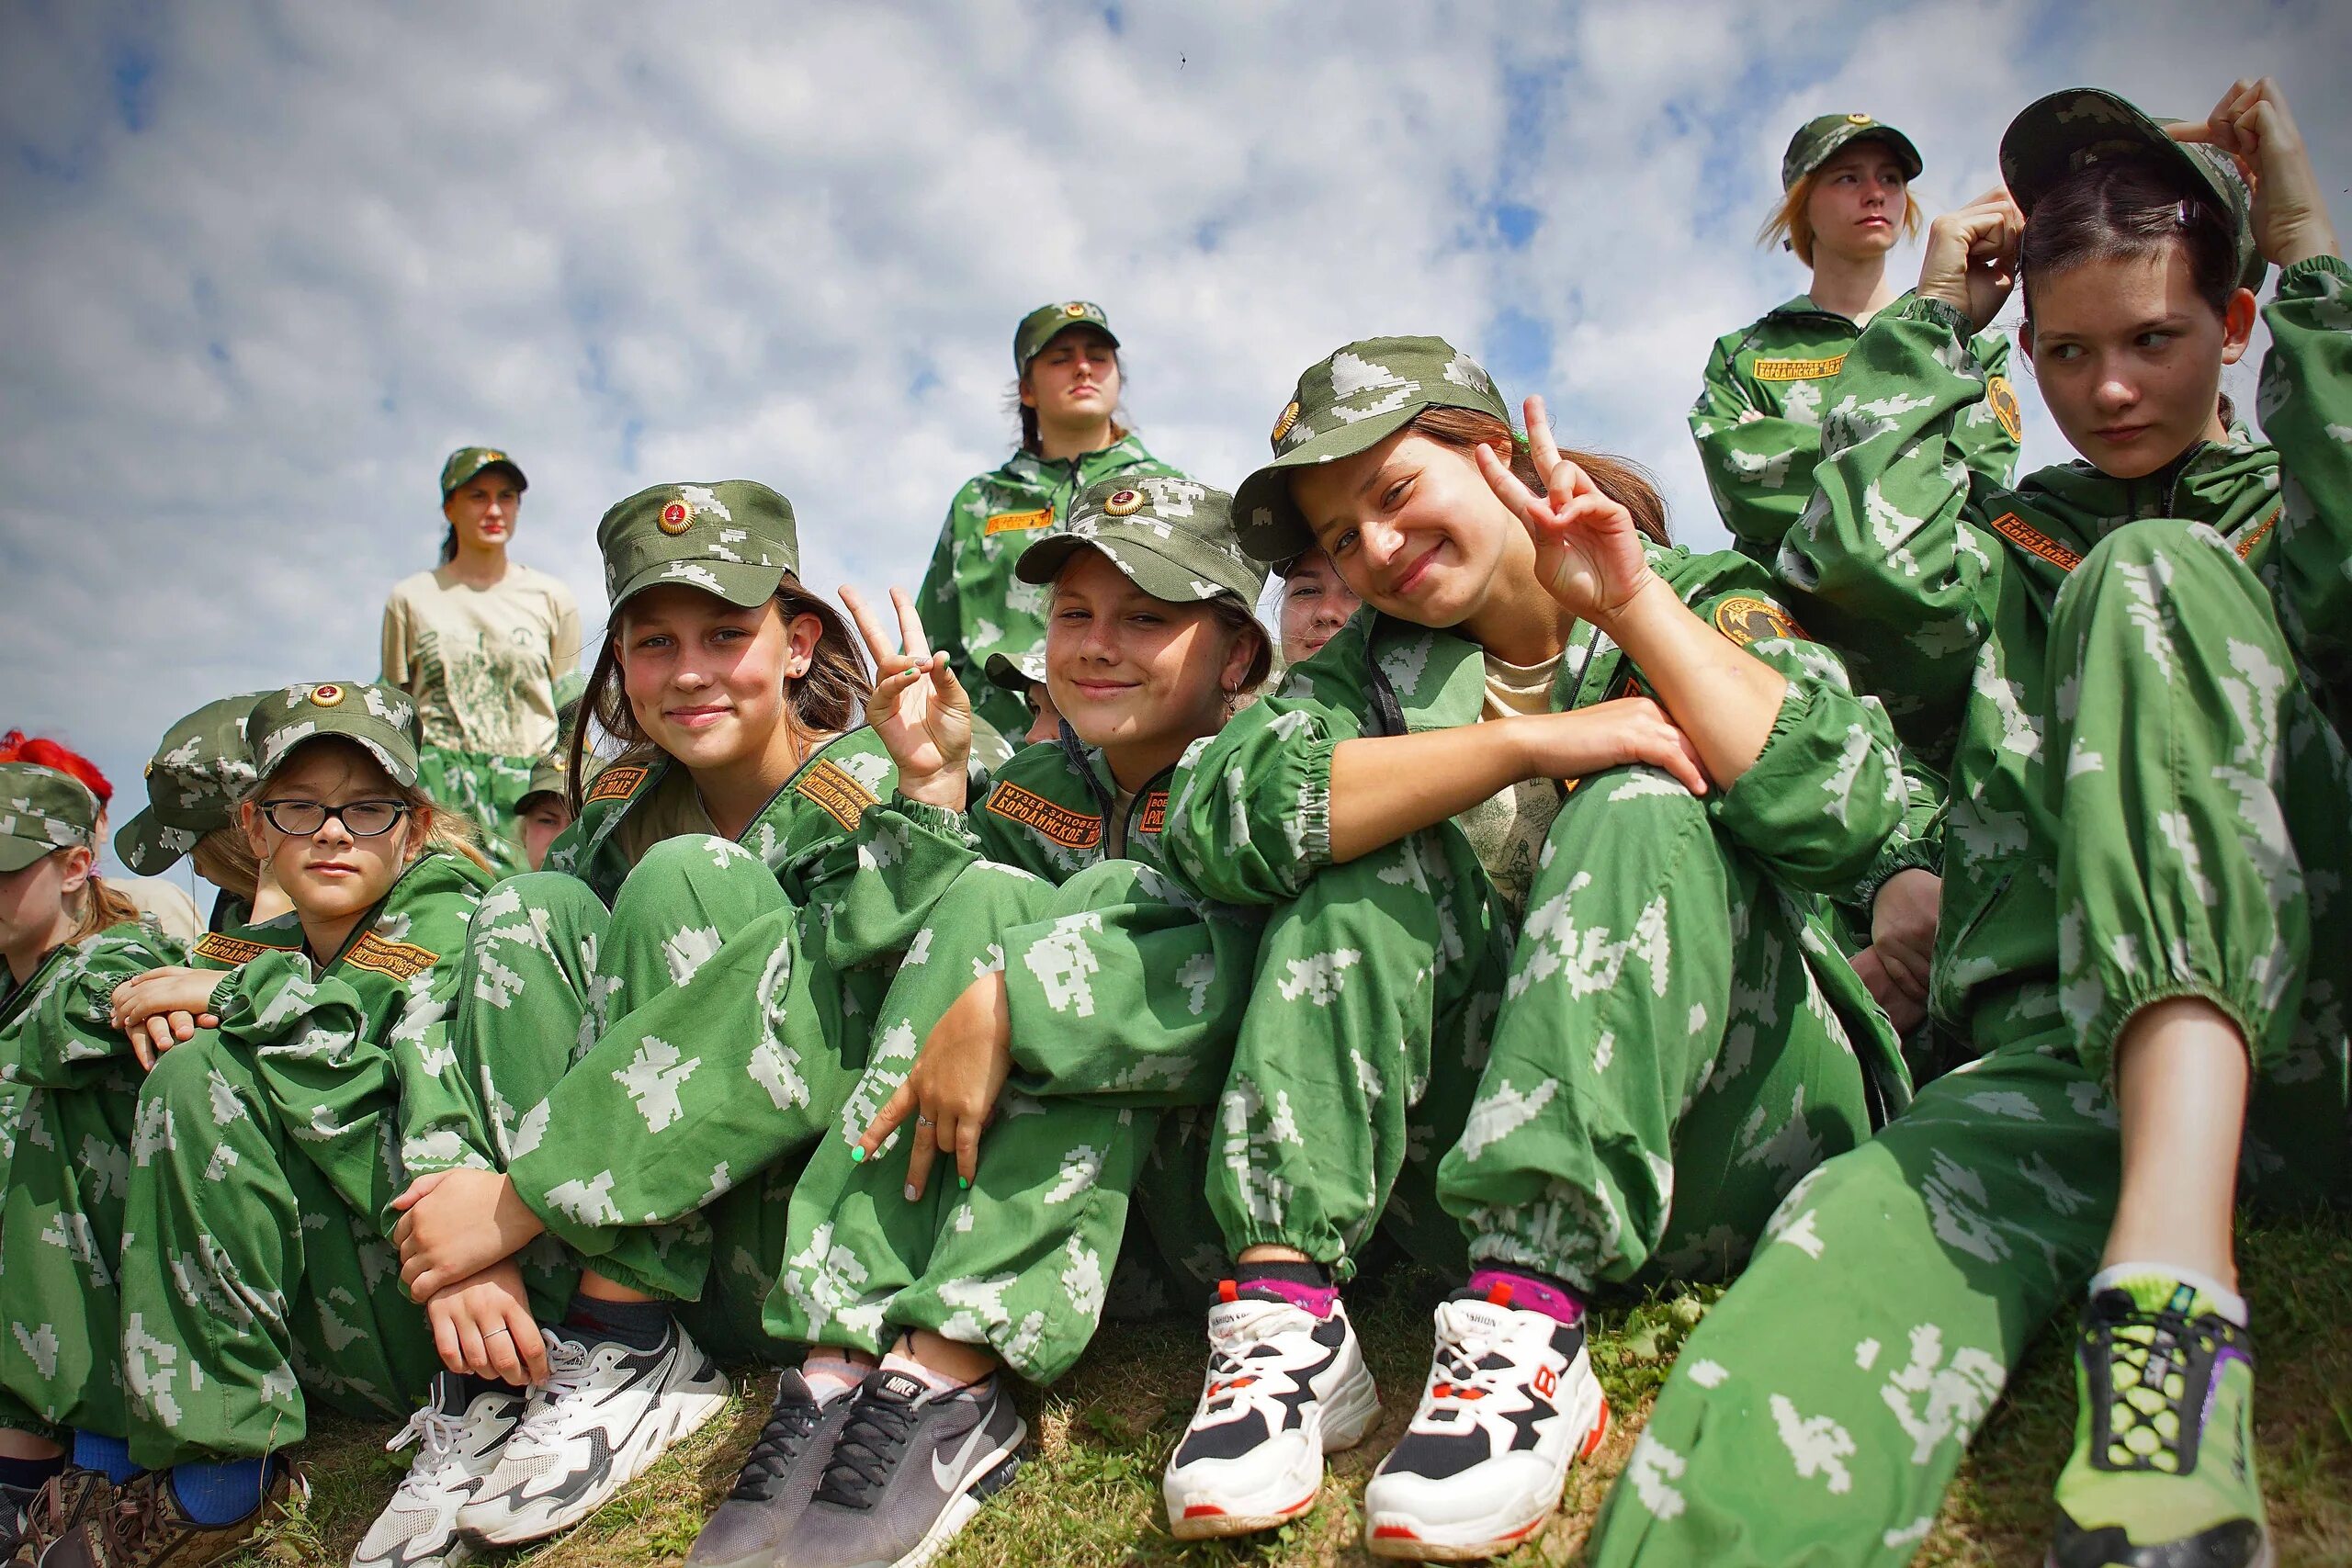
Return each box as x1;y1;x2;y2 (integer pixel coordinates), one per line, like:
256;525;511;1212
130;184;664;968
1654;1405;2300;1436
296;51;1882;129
257;799;411;838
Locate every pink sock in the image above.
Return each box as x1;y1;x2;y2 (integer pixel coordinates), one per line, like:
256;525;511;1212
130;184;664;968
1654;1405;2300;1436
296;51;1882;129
1469;1267;1586;1327
1227;1275;1340;1319
879;1349;986;1395
802;1355;868;1405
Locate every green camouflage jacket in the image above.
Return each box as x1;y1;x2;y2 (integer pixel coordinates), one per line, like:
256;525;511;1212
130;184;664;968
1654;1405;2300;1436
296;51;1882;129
0;923;185;1189
918;434;1181;736
1692;299;2019;563
1780;254;2352;1035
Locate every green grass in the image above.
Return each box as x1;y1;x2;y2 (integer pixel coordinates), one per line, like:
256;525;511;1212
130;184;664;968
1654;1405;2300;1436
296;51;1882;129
227;1215;2352;1567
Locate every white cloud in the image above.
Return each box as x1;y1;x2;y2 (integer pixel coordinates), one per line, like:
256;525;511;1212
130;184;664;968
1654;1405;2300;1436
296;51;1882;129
4;1;2346;878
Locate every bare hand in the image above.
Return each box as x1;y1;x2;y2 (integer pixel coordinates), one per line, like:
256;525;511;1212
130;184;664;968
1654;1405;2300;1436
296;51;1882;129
1511;697;1709;796
2170;77;2338;267
842;586;973;809
1476;395;1657;627
109;966;226;1068
392;1168;547;1301
1919;187;2022;335
426;1258;550;1386
1854;867;1940;1033
855;972;1012;1199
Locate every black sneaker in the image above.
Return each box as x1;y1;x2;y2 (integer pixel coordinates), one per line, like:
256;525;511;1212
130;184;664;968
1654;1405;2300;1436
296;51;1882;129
686;1370;864;1568
774;1371;1024;1568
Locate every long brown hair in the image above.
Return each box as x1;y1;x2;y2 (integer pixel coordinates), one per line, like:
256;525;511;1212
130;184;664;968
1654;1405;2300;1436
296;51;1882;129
567;575;874;813
68;872;141;945
1409;407;1672;546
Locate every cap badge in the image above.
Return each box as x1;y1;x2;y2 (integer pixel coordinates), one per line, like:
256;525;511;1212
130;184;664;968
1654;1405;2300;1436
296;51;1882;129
1846;113;1873;125
1271;400;1301;445
1103;489;1145;517
309;682;346;708
1062;301;1088;318
481;450;505;464
658;499;694;535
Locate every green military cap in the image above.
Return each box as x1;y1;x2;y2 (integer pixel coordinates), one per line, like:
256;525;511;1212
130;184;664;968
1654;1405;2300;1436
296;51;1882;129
1233;336;1510;563
1017;475;1266;608
1782;112;1923;191
245;681;423;789
982;649;1048;695
597;479;802;612
2000;87;2267;293
439;446;528;500
1014;300;1119;372
0;763;101;874
518;752;569;810
553;669;588;736
115;692;266;875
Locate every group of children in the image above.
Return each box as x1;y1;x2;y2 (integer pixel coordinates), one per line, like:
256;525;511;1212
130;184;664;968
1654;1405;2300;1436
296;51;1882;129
0;74;2342;1568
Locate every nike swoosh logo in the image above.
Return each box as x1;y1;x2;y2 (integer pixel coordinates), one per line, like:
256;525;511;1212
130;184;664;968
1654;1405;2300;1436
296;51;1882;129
931;1418;997;1491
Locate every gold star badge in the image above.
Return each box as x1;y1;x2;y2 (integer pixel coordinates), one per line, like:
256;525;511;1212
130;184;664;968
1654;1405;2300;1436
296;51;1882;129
1062;301;1089;318
310;683;346;708
1271;400;1301;445
1104;489;1145;517
1847;113;1873;125
658;500;693;535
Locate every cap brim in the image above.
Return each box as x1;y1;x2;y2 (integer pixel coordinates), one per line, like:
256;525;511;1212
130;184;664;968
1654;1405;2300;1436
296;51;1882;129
1023;321;1122;367
258;731;420;792
116;808;203;876
613;558;786;612
1015;529;1255;605
0;837;57;874
982;652;1045;694
1797;124;1923;187
1232;403;1425;563
444;459;529;499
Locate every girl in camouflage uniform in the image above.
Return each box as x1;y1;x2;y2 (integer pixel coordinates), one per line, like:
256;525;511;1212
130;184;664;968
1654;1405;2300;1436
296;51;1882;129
1155;338;1914;1559
920;302;1184;739
375;479;970;1562
0;761;162;1558
685;475;1272;1568
1592;81;2352;1568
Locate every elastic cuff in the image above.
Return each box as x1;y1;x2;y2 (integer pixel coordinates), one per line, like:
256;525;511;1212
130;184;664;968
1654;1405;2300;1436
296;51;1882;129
1468;1235;1599;1296
1229;1230;1354;1283
1852;839;1942;909
1901;292;1973;337
1296;739;1335;871
2079;980;2257;1089
2278;252;2352;288
888;794;974;841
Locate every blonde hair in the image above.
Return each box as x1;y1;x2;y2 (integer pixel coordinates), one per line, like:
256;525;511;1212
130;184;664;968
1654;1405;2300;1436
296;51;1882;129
245;739;495;875
1758;161;1921;267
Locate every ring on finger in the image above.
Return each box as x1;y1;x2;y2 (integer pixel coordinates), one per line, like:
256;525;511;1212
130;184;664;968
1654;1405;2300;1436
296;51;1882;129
486;1326;513;1338
915;1115;934;1128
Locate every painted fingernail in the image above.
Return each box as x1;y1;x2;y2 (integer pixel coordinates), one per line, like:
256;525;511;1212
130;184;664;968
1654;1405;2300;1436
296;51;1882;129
904;1184;919;1201
958;1176;971;1190
849;1145;866;1164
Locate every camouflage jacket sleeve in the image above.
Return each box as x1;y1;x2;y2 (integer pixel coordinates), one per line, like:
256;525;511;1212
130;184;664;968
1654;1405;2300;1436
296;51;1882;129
1778;295;2005;753
381;928;499;1188
1845;744;1947;914
1689;337;1823;560
2258;254;2352;706
998;863;1256;1106
812;795;987;974
9;928;187;1087
1164;669;1365;906
1956;330;2023;491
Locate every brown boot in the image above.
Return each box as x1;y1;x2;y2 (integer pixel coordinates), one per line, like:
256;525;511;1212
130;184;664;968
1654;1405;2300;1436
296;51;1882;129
39;1464;301;1568
15;1469;117;1565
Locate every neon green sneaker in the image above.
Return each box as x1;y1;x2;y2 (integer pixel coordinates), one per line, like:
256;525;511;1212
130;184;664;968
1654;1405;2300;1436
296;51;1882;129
2048;1276;2270;1568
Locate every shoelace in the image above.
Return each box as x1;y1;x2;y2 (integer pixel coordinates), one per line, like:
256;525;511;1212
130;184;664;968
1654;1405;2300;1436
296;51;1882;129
729;1390;824;1502
812;1393;922;1511
505;1336;594;1456
1198;1304;1306;1411
2091;1299;2207;1473
1423;1312;1521;1407
386;1404;470;1487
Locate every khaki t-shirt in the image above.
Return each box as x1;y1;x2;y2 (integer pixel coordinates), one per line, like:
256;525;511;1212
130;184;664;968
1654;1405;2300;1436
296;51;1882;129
382;564;583;759
113;876;205;943
613;766;721;871
1453;650;1566;917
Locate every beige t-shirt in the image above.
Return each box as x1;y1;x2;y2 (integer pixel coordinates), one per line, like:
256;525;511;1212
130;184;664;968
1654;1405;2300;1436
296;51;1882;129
1106;785;1137;860
382;564;582;759
112;875;205;943
613;766;721;871
1453;650;1566;916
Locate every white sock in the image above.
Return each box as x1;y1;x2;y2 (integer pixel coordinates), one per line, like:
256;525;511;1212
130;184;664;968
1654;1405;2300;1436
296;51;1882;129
2089;1261;2248;1325
802;1355;868;1405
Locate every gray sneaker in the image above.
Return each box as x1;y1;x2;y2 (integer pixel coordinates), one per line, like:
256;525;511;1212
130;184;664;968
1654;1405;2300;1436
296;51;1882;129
686;1370;864;1568
775;1371;1024;1568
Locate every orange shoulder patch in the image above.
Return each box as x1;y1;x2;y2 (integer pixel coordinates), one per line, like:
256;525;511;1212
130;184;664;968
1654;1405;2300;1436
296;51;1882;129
342;931;441;983
1136;790;1169;838
583;764;648;805
794;758;877;833
2233;504;2281;561
984;508;1054;536
1985;513;2082;571
192;931;276;967
1712;594;1808;648
985;781;1102;851
1750;354;1847;382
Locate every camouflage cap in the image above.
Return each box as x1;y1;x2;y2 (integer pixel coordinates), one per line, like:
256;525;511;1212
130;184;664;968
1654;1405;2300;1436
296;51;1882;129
245;682;423;790
1016;476;1266;609
439;446;528;500
114;692;266;875
982;649;1048;695
518;752;569;809
1015;300;1119;372
597;479;801;612
1782;112;1923;190
1233;336;1509;563
2000;87;2267;293
0;763;100;874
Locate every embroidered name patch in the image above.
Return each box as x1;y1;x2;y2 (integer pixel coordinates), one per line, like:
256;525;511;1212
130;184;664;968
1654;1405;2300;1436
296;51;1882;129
1136;791;1169;838
986;781;1102;850
1712;595;1807;648
795;758;877;832
1986;375;2023;443
984;508;1054;536
2234;505;2280;561
342;931;440;982
1752;354;1847;381
1986;513;2083;571
583;764;648;805
192;931;283;967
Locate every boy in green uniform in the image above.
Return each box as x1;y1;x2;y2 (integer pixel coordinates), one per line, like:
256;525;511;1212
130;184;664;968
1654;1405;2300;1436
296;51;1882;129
1692;113;2020;566
1590;82;2352;1568
920;302;1182;737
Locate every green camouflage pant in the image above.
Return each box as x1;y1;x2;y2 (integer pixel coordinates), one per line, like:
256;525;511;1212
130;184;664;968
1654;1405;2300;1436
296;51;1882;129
0;1069;141;1440
1208;769;1889;1292
770;861;1221;1383
461;838;870;1361
1589;522;2352;1565
419;741;537;879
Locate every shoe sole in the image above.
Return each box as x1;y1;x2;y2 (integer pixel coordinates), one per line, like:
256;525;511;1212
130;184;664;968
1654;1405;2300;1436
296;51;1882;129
1363;1389;1611;1561
462;1376;733;1547
885;1418;1027;1568
2042;1539;2274;1568
1166;1363;1383;1540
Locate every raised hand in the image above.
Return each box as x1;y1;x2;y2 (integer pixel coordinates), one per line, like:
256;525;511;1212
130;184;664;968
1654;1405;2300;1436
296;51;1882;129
2171;77;2338;268
1918;186;2022;335
1476;395;1658;627
842;585;973;809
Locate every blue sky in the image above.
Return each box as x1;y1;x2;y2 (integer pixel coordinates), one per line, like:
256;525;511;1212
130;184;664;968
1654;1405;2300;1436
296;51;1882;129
4;0;2346;885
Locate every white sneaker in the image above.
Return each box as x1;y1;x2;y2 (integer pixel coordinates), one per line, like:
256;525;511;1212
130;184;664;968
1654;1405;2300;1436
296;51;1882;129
1161;1287;1380;1540
455;1324;730;1547
1362;1288;1609;1560
349;1374;525;1568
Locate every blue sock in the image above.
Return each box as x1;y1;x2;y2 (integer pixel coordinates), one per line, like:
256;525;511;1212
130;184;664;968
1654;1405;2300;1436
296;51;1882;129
166;1458;270;1526
70;1431;139;1484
